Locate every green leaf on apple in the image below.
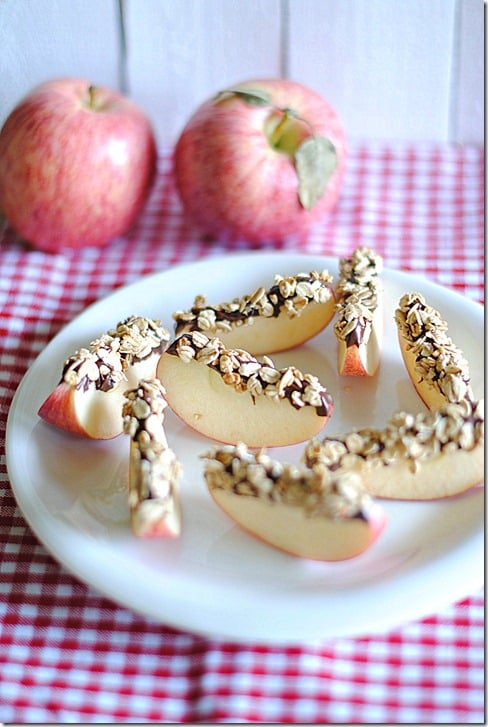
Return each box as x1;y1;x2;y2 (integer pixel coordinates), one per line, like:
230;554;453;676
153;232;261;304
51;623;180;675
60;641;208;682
217;88;272;107
295;136;338;210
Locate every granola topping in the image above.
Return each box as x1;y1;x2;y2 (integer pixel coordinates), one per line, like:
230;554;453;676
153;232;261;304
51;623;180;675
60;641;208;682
123;378;182;508
62;315;170;393
303;399;484;475
172;270;334;336
203;442;371;519
395;292;473;403
166;331;333;417
334;247;383;347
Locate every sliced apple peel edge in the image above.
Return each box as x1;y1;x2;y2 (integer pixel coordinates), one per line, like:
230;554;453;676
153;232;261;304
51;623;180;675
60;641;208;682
334;246;384;377
306;292;483;500
37;314;170;439
303;398;484;501
202;442;387;561
172;268;336;356
201;289;483;556
395;291;474;409
157;331;334;448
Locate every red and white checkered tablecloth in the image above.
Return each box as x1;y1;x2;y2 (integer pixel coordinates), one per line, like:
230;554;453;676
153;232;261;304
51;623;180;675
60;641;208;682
0;143;484;723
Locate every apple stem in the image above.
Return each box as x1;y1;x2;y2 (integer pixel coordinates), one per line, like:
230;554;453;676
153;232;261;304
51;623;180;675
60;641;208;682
87;85;97;109
269;110;290;148
218;89;318;149
270;106;318;152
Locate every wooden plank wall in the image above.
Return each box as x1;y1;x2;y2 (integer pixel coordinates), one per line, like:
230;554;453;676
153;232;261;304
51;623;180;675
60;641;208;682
0;0;483;146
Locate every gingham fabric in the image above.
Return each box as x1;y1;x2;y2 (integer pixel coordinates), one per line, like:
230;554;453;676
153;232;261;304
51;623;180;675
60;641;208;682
0;143;484;724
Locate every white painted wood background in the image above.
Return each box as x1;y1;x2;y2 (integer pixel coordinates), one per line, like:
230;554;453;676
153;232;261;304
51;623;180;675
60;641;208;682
0;0;483;146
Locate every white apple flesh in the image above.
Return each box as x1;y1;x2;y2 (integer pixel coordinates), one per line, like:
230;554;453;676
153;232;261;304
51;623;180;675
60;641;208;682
211;490;385;561
0;78;156;251
157;333;334;447
174;78;346;243
38;315;170;439
38;379;129;440
205;300;336;355
38;353;164;440
304;399;484;500
204;444;386;561
173;269;336;355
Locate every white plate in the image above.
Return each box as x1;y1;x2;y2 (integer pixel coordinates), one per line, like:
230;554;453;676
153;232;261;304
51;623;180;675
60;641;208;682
6;252;484;644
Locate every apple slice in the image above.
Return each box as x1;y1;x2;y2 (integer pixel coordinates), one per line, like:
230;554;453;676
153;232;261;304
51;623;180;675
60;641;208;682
38;315;170;439
334;247;383;376
172;269;336;355
303;398;484;500
395;292;474;409
123;378;182;538
203;442;386;561
157;331;334;447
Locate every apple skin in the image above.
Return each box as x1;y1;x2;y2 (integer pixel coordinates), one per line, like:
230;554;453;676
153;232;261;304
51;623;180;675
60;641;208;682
204;444;386;561
38;379;129;439
157;349;333;447
0;78;157;252
337;301;384;377
38;351;166;440
199;297;337;356
173;269;337;355
209;487;386;561
173;78;346;243
307;436;484;501
395;292;473;410
334;247;384;377
304;400;484;500
38;381;92;438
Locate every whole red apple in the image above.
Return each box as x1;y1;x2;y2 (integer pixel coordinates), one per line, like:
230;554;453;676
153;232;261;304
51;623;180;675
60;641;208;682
173;79;346;243
0;78;157;252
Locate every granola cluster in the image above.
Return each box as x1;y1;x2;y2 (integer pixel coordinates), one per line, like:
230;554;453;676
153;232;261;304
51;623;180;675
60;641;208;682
105;315;170;362
334;246;383;346
123;378;182;535
123;377;169;444
395;292;473;403
173;270;334;336
166;330;333;416
61;315;170;392
303;398;484;475
203;442;371;519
